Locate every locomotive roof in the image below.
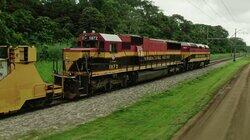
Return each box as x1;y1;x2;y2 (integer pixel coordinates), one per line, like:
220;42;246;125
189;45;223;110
100;33;122;42
120;34;142;38
150;38;167;42
181;42;199;47
181;42;209;49
181;42;194;46
197;44;205;48
150;39;181;44
166;40;181;44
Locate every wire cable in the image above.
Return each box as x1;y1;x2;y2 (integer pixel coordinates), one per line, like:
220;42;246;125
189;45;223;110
185;0;215;23
220;0;237;23
201;0;228;22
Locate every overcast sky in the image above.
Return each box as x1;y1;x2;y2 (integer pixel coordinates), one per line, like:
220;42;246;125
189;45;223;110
152;0;250;45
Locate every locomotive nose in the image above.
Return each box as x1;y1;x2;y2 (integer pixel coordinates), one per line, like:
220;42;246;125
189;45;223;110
63;48;94;73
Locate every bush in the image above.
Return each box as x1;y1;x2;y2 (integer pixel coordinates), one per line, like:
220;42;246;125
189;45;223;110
37;41;73;61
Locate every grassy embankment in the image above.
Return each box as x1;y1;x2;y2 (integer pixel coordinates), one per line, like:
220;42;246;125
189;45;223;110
33;57;249;140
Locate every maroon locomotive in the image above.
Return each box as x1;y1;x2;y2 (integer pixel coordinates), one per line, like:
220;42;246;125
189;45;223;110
54;32;210;98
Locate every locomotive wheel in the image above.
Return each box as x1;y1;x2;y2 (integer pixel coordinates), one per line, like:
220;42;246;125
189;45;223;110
65;92;79;100
105;82;112;91
121;75;129;88
122;80;128;88
64;80;80;100
86;85;95;97
22;98;46;111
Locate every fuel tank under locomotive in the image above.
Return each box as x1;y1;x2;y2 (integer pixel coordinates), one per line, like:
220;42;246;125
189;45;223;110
137;69;169;83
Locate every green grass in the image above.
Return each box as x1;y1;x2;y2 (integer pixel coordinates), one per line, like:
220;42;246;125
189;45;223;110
210;53;234;61
36;61;62;83
32;57;249;140
35;61;54;83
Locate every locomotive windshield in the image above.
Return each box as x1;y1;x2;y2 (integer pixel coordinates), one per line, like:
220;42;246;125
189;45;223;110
81;40;104;51
0;47;8;59
83;40;98;48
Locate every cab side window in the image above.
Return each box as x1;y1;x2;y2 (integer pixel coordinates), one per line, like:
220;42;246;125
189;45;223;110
99;41;104;51
110;43;117;53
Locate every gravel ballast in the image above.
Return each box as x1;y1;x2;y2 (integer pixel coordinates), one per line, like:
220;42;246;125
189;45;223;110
0;62;228;139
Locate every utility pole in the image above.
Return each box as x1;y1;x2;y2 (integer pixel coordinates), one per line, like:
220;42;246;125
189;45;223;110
234;28;237;62
207;28;248;61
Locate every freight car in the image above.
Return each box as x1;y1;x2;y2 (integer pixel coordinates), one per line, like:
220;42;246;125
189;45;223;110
53;32;210;99
0;32;210;114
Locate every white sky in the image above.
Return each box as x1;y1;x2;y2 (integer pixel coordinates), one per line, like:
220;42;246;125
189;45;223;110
152;0;250;45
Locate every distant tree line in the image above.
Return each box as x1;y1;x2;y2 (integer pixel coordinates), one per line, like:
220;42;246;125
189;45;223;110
0;0;247;53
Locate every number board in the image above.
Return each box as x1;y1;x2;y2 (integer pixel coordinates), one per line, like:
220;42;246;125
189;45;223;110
84;36;98;41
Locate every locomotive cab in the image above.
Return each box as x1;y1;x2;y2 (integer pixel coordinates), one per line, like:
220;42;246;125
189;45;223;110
54;33;139;99
55;33;121;99
78;32;105;52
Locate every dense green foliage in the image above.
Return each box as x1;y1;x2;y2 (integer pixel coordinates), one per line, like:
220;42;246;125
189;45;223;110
37;42;72;60
0;0;247;54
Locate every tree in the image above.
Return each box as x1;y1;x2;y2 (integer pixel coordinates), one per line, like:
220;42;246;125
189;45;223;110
100;1;120;33
0;12;17;30
0;0;7;12
54;16;75;34
229;37;247;52
42;0;77;18
78;7;105;33
0;0;246;54
12;9;34;34
89;0;105;9
0;19;26;45
32;17;59;43
0;19;11;45
4;0;43;15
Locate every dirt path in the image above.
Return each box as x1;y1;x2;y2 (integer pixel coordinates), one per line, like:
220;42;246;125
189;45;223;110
175;64;250;140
